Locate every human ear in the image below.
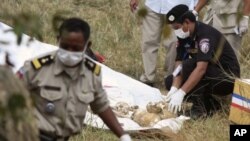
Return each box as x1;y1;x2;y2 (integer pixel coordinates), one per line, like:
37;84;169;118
87;41;92;48
184;19;190;25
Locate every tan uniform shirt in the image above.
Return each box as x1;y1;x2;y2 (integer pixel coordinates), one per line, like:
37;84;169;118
20;51;109;137
203;0;243;34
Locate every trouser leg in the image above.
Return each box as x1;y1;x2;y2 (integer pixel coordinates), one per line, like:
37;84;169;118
186;65;237;115
223;33;242;59
205;65;236;113
140;6;164;82
163;27;177;75
164;41;177;76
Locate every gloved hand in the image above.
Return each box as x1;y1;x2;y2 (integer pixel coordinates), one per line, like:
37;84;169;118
120;134;132;141
168;89;186;114
165;86;178;102
234;16;249;36
192;10;198;21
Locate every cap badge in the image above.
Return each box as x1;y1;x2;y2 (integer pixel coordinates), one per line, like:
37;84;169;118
169;15;175;21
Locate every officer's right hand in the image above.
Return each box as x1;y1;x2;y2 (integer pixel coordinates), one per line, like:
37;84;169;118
235;16;249;36
239;16;249;36
120;134;132;141
165;86;178;102
129;0;139;13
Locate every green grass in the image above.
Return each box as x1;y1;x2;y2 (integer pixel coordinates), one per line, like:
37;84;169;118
1;0;250;141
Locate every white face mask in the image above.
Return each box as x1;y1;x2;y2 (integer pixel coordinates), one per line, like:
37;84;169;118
57;48;83;67
174;28;190;39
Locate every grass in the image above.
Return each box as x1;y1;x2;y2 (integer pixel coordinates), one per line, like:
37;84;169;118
1;0;250;141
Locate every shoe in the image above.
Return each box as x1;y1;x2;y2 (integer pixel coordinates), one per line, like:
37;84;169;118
142;81;154;87
139;74;154;87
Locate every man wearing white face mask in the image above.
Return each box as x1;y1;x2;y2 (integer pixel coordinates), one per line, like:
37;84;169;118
18;18;132;141
164;5;240;120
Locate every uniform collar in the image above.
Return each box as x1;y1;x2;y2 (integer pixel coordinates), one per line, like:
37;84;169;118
191;21;199;40
79;58;86;76
53;54;86;77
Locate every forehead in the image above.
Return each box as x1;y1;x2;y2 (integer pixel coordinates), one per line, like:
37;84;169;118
59;31;86;51
171;23;182;30
60;31;85;41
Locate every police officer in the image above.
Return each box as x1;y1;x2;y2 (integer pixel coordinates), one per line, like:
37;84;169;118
164;5;240;119
203;0;250;58
18;18;132;141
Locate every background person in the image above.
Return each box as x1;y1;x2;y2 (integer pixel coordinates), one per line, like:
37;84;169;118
203;0;250;58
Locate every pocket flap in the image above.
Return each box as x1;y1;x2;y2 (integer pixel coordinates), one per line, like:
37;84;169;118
77;92;94;104
40;86;63;101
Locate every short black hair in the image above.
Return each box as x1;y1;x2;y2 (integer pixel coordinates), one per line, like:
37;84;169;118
58;17;90;40
166;4;196;24
180;11;196;23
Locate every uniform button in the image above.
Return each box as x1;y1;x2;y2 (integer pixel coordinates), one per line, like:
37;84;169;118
45;103;55;114
41;59;46;63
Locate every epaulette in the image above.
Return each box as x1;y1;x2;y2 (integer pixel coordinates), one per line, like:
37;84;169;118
85;57;101;76
31;55;54;70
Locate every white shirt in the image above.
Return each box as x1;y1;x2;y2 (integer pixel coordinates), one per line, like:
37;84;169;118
145;0;198;14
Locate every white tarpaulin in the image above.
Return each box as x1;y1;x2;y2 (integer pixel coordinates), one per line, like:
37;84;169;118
0;22;189;133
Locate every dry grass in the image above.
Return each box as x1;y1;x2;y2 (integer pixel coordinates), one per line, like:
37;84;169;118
1;0;250;141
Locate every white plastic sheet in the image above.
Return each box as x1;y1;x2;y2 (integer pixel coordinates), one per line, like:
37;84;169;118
0;22;189;133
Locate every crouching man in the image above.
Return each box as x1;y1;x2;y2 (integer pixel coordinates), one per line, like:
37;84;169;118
164;5;240;120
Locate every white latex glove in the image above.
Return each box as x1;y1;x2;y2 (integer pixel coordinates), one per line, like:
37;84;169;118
165;86;178;102
168;89;186;114
192;10;198;21
234;16;249;36
120;134;132;141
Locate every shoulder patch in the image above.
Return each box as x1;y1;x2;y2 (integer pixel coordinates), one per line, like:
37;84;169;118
31;55;54;70
85;57;101;76
16;67;26;79
199;38;210;54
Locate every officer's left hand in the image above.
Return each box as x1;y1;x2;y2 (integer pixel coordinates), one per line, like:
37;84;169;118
235;16;249;36
120;134;132;141
192;10;198;21
168;89;186;114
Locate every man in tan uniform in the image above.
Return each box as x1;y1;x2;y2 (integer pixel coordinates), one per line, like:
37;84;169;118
18;18;131;141
203;0;250;57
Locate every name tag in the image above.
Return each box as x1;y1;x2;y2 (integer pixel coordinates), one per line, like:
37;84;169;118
187;48;198;54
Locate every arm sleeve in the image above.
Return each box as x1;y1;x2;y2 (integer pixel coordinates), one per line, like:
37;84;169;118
90;69;110;114
196;37;214;62
17;61;37;90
